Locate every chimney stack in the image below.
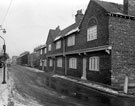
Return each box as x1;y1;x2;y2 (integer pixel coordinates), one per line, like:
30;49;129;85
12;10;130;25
55;26;61;34
56;26;60;31
75;10;83;23
123;0;128;14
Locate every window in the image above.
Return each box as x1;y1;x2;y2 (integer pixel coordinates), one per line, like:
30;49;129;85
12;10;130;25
87;25;97;41
44;48;47;54
49;59;53;67
67;35;75;46
56;40;61;49
44;59;47;66
57;57;62;67
48;44;51;51
40;59;42;66
40;50;41;55
69;58;77;69
40;49;43;55
89;56;99;71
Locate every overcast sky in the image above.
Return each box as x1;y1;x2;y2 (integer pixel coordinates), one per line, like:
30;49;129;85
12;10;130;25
0;0;123;57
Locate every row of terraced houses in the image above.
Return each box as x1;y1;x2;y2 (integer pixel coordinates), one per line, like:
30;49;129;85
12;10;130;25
16;0;135;88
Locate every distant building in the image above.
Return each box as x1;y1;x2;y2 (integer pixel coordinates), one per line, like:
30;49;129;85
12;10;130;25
6;58;12;66
28;52;36;67
17;51;30;66
33;44;46;71
12;56;18;65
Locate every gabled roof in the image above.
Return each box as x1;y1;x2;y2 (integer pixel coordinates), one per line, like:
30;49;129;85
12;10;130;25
54;22;80;41
46;28;61;44
93;0;123;13
65;27;80;36
94;0;135;19
61;22;80;37
54;0;124;43
50;29;60;40
54;0;135;42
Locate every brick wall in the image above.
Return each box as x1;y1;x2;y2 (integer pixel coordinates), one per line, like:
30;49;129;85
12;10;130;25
86;51;111;85
55;56;65;75
66;54;82;78
53;40;63;54
109;17;135;86
77;0;109;50
47;57;54;72
129;0;135;16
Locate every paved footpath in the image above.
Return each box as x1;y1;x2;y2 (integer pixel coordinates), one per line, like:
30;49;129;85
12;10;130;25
0;66;11;106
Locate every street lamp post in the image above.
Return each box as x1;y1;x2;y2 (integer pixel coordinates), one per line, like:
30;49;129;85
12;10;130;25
0;27;6;84
0;36;6;84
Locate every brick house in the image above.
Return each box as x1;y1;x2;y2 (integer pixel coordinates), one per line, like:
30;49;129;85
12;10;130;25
46;0;135;87
46;26;61;73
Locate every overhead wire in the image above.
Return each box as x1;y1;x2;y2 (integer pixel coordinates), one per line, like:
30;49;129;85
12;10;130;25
1;0;14;26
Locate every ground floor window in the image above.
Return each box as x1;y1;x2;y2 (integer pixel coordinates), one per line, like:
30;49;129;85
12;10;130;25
49;59;53;67
44;59;47;66
57;57;62;67
69;57;77;69
40;59;42;66
89;56;99;71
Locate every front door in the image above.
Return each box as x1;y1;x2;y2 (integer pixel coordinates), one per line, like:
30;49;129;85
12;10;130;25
81;58;87;80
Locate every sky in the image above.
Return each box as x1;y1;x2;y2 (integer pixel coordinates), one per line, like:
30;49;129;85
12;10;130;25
0;0;123;57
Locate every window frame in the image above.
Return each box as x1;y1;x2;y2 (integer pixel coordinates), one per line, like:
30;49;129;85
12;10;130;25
69;57;77;69
57;57;62;67
44;59;47;67
44;48;47;54
89;56;99;71
40;50;42;55
40;59;42;66
48;44;51;51
49;59;53;67
56;40;61;49
87;25;97;41
67;35;75;47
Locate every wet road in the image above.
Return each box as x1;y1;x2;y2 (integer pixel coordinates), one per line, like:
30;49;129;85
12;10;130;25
8;65;91;106
8;65;135;106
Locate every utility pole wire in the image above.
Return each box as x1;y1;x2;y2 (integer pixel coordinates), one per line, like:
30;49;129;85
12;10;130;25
1;0;14;25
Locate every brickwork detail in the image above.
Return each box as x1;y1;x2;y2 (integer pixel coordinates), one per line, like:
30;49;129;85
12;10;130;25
109;17;135;86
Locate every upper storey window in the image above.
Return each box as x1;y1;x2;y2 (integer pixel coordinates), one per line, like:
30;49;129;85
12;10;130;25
87;18;97;41
41;49;43;55
48;44;51;51
67;35;75;47
56;40;61;49
44;48;47;54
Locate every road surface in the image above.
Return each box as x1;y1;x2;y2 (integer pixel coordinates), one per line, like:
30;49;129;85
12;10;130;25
7;65;135;106
8;65;90;106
